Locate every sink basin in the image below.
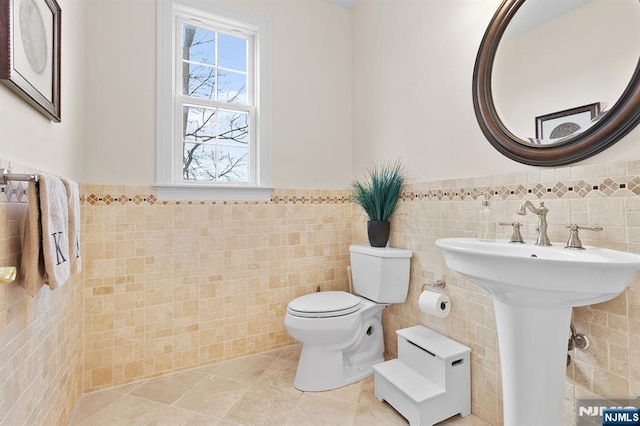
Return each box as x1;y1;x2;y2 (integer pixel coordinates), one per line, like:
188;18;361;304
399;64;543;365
436;238;640;426
436;238;640;308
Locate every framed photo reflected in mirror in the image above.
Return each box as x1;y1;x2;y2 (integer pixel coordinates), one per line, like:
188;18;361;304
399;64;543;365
534;103;600;145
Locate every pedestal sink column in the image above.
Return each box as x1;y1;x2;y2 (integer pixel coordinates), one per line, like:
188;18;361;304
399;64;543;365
436;238;640;425
493;300;572;426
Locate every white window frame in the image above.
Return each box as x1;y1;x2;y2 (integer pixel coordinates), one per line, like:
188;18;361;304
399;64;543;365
156;0;271;201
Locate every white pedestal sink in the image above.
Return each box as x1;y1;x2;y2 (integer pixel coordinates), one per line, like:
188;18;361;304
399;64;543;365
435;238;640;426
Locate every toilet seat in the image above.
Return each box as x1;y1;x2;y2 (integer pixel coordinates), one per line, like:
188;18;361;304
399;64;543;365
287;291;362;318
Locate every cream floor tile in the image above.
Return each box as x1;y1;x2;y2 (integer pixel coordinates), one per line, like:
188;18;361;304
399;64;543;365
77;394;216;425
110;381;142;394
316;379;364;404
195;362;223;375
439;414;492;425
129;369;207;405
222;385;302;425
357;376;380;407
284;393;358;426
210;354;276;382
277;344;302;361
352;402;409;426
256;357;301;391
173;375;251;418
260;347;288;358
68;391;122;425
69;347;492;426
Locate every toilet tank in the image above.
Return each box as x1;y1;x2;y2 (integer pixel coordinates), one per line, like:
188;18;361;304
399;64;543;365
349;245;412;303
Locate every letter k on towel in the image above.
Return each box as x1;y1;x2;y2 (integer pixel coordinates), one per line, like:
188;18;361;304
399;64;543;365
39;175;70;289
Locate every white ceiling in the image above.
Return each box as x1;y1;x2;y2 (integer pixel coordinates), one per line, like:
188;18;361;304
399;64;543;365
327;0;360;9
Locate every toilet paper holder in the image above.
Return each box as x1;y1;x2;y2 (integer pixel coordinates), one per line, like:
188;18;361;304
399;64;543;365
422;279;446;291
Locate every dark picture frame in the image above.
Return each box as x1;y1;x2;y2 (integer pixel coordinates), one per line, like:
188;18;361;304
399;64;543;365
535;103;600;143
0;0;61;122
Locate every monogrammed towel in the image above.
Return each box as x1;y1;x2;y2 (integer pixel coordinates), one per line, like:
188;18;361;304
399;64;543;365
20;181;46;296
62;179;81;275
39;175;70;289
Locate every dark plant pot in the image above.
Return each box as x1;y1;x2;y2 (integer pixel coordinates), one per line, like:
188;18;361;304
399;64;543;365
367;221;390;247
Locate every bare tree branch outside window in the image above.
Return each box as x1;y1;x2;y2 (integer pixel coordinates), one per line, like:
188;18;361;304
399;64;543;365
181;24;249;182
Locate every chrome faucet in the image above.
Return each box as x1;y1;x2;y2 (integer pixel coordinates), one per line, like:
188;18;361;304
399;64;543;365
517;201;551;246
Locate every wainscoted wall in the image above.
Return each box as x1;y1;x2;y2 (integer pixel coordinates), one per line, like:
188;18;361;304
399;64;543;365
0;163;83;426
372;160;640;426
81;186;354;391
2;160;640;425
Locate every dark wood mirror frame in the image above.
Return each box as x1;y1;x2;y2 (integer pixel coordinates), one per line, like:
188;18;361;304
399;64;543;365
472;0;640;167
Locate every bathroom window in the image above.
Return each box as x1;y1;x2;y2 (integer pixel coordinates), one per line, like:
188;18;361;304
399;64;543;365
156;0;271;200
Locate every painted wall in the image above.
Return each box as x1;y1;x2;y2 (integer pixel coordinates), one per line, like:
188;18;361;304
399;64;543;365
351;1;640;424
2;0;640;424
0;0;85;181
82;0;353;189
0;1;353;422
351;0;640;181
0;0;85;424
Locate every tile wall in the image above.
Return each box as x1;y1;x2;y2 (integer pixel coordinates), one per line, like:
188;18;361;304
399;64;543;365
0;163;83;426
81;186;354;391
374;161;640;426
2;159;640;425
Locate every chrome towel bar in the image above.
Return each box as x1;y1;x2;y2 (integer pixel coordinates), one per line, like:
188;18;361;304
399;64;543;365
1;168;39;185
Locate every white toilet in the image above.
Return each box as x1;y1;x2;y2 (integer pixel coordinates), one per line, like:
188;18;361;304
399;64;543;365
284;245;412;391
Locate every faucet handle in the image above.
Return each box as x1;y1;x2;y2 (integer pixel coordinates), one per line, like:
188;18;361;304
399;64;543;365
564;224;604;250
499;221;525;243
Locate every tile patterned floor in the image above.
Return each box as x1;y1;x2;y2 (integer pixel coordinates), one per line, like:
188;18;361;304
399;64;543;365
69;345;491;425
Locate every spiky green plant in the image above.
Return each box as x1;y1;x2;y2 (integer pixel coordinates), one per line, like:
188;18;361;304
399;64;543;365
351;161;405;222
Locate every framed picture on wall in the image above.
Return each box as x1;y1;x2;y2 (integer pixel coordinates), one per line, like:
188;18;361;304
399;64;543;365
534;103;600;144
0;0;61;122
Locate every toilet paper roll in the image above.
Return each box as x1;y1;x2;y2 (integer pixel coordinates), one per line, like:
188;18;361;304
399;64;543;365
419;291;451;318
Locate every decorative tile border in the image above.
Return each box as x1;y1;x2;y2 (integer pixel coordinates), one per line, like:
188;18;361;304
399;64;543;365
82;193;353;206
84;193;158;205
0;160;40;203
0;182;28;203
3;175;640;205
401;176;639;202
0;184;354;205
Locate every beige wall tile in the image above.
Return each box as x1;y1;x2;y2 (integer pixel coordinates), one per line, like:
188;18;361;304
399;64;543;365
5;160;640;425
0;199;83;426
385;162;640;424
81;188;354;391
592;368;629;397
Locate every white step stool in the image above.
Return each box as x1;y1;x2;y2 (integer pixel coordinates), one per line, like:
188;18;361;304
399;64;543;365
372;326;471;426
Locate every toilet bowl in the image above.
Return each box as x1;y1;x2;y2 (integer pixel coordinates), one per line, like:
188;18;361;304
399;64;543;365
285;291;386;391
284;245;412;391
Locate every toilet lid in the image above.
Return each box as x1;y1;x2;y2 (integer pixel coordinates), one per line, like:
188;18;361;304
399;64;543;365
287;291;361;318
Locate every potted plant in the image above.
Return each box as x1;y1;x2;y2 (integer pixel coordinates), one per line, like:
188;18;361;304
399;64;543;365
351;161;405;247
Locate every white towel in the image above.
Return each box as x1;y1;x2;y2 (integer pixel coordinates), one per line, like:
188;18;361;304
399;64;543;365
20;181;46;296
39;175;70;289
63;179;82;275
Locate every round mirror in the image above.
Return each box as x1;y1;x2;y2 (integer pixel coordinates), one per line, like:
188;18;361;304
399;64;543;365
473;0;640;166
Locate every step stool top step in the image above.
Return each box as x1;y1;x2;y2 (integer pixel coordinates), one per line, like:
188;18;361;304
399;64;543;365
397;326;470;359
373;359;446;403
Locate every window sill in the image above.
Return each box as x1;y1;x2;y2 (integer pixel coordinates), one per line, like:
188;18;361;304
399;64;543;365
154;184;273;201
